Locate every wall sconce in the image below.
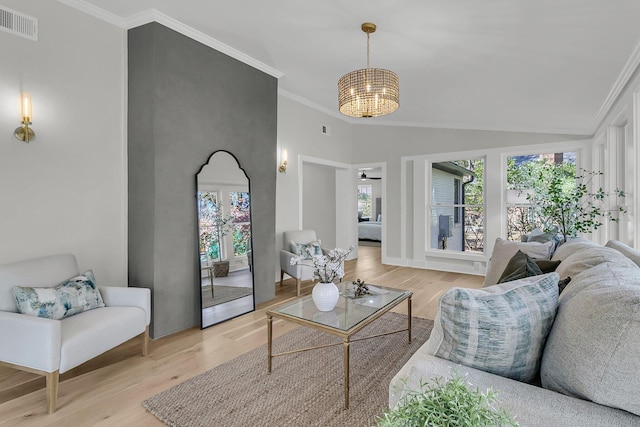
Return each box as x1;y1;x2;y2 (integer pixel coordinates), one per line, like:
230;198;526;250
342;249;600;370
278;149;288;173
15;93;35;143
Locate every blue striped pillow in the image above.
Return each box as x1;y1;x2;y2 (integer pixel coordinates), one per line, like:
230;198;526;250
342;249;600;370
426;273;559;382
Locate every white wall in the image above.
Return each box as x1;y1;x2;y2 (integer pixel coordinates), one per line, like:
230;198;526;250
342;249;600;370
0;1;126;283
276;95;355;262
350;125;588;264
302;163;336;248
276;94;591;275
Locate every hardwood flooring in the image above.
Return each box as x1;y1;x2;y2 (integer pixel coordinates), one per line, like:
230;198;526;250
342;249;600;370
0;246;483;426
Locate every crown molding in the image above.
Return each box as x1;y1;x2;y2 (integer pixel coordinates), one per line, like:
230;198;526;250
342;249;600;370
58;0;126;27
593;37;640;132
57;1;283;79
349;118;592;136
279;88;591;135
278;89;345;120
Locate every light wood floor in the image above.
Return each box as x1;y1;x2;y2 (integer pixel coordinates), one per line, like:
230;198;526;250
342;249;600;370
0;246;483;426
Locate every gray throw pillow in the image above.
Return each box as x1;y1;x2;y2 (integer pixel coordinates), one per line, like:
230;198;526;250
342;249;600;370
498;250;543;283
484;238;554;286
541;262;640;416
426;273;559;382
534;259;561;273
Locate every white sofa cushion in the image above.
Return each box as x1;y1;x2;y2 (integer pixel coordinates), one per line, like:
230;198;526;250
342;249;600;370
59;306;146;373
484;238;554;286
550;238;600;262
425;273;559;382
605;239;640;267
541;262;640;416
554;245;636;281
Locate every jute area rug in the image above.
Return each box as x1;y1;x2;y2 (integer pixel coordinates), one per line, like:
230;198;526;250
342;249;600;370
201;285;253;308
143;312;433;427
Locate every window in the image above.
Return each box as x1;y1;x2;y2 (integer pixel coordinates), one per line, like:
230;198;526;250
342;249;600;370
197;191;221;262
198;190;251;263
453;178;461;223
229;191;250;257
505;152;576;241
357;184;372;218
430;159;484;253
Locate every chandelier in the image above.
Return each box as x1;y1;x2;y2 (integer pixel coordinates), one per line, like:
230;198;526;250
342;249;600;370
338;23;399;118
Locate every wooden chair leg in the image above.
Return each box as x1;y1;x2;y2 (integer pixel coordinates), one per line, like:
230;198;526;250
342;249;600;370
142;326;150;356
280;270;284;286
46;370;59;414
296;278;301;297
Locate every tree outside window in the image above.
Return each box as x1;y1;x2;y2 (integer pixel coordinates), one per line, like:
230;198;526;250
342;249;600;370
358;185;372;217
506;153;576;241
229;191;251;257
198;192;222;262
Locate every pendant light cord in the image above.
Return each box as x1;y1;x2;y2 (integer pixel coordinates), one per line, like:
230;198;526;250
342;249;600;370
366;32;370;69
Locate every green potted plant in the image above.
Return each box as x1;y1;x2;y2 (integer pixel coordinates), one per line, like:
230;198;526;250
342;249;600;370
377;372;517;427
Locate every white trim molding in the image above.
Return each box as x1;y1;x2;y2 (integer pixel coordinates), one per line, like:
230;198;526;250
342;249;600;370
58;1;283;79
594;39;640;133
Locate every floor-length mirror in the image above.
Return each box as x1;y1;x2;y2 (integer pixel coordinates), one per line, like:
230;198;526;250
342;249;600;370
197;151;254;328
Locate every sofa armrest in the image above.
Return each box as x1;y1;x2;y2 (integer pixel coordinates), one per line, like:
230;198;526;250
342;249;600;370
99;286;151;326
0;311;61;372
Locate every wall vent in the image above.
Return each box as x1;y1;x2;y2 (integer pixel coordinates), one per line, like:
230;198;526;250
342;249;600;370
0;6;38;41
321;124;330;136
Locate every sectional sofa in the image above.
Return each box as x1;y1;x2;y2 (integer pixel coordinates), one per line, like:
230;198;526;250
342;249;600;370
390;238;640;425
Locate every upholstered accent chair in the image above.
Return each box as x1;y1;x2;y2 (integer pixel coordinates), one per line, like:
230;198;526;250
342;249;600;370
279;230;321;296
0;254;151;413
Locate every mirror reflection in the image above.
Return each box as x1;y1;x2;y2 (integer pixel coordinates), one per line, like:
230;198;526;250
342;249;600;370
197;151;254;328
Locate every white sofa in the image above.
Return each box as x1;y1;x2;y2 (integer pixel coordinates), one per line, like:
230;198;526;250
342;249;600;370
390;239;640;425
0;254;151;413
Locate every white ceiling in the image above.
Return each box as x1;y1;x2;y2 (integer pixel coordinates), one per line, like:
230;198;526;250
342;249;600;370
64;0;640;135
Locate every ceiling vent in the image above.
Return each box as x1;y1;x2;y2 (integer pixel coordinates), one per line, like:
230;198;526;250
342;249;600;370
0;6;38;41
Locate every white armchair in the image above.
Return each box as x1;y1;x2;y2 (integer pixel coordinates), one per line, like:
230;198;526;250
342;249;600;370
0;254;151;414
280;230;339;297
280;230;318;296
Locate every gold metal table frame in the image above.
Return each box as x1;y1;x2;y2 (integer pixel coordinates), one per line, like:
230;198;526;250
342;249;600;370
266;285;412;409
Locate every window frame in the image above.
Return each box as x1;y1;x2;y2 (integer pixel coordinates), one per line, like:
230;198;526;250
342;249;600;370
428;158;485;254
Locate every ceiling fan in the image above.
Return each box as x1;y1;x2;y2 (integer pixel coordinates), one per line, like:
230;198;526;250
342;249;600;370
360;171;382;180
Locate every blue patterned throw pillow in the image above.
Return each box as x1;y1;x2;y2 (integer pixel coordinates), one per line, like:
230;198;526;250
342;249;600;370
13;270;105;320
425;272;559;382
290;240;323;260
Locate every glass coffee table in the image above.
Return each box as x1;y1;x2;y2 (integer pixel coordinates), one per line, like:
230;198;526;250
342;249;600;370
266;283;412;409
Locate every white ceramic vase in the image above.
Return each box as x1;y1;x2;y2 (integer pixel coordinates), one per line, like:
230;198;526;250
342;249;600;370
312;281;340;311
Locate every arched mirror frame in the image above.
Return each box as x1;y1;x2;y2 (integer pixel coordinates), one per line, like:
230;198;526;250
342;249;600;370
196;150;255;329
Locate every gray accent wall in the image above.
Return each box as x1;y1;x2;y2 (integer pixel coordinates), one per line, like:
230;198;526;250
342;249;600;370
128;23;277;338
